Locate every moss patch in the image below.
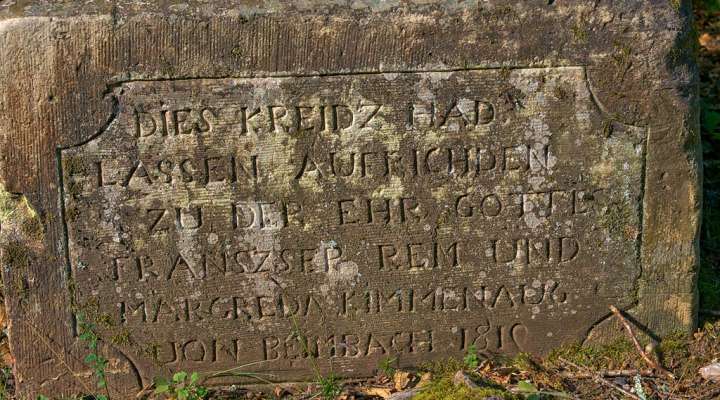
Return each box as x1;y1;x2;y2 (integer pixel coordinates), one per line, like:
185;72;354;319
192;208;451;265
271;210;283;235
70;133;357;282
414;375;518;400
571;20;588;43
547;338;639;370
110;329;132;346
600;200;636;240
20;215;43;241
657;331;690;366
1;241;28;269
0;184;44;244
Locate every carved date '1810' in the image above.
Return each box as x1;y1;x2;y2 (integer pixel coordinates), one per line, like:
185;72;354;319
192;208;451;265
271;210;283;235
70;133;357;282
59;68;646;378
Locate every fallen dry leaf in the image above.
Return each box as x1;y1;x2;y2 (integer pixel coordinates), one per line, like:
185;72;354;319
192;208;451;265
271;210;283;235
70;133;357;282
700;33;720;52
356;386;392;399
700;362;720;382
417;372;432;387
273;386;288;398
0;302;6;331
393;370;412;391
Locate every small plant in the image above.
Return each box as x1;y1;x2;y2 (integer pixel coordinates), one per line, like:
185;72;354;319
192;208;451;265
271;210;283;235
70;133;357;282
463;345;480;370
154;371;208;400
317;373;342;399
77;313;109;400
378;357;397;377
290;317;344;399
0;367;12;400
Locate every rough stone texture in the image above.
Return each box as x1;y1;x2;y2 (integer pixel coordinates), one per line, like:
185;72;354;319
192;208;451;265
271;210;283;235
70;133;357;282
0;1;700;398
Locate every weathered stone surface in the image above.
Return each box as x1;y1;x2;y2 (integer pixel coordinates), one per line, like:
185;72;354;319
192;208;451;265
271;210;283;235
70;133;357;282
0;1;700;398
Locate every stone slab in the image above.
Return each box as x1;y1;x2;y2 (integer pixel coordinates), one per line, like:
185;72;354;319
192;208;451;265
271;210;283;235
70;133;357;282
0;1;700;398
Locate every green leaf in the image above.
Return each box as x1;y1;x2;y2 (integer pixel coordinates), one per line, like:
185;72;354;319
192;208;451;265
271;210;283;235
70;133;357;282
190;371;201;384
463;344;479;369
173;371;188;383
154;384;170;394
703;110;720;134
517;380;538;393
177;388;189;400
706;0;720;12
36;396;50;400
96;395;108;400
83;353;97;363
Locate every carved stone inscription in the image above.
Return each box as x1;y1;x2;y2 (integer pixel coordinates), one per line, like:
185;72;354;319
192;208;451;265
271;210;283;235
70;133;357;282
60;68;646;380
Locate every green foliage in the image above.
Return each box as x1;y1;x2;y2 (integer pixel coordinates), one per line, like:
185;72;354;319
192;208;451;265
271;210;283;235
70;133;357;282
516;381;540;400
701;105;720;313
77;313;109;399
703;106;720;139
701;0;720;12
154;371;208;400
0;367;11;400
317;373;342;399
699;7;720;317
377;357;397;377
289;317;344;398
463;345;480;370
702;260;720;311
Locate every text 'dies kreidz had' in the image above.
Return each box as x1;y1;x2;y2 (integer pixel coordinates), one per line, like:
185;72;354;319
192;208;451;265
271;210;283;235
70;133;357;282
60;68;646;375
